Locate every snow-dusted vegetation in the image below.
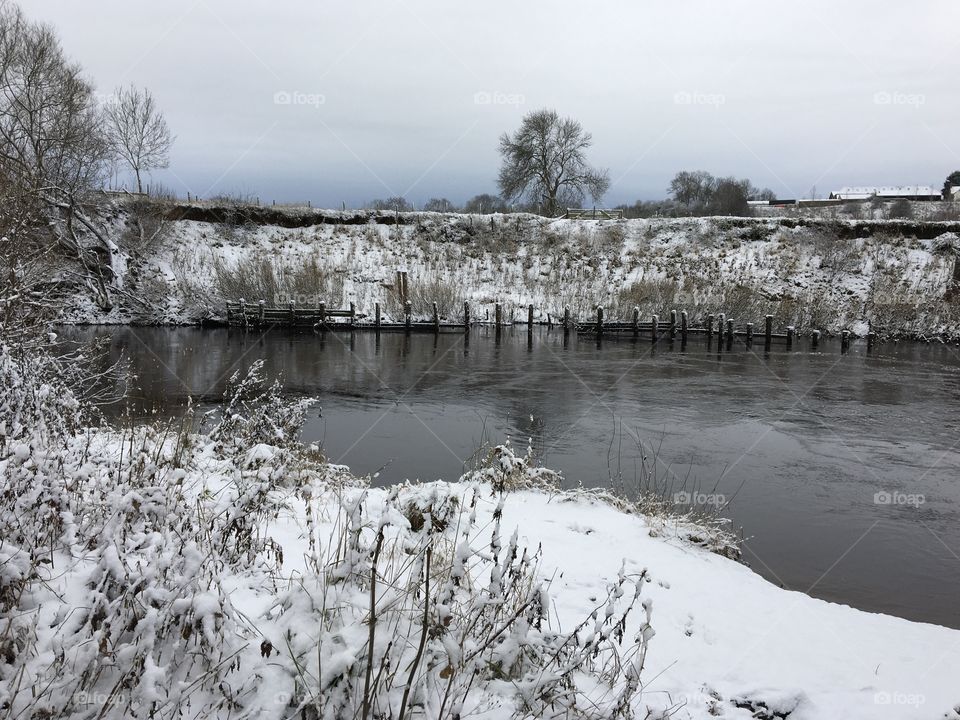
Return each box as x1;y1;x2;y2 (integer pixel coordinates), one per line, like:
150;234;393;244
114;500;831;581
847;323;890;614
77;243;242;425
60;199;960;340
3;340;959;719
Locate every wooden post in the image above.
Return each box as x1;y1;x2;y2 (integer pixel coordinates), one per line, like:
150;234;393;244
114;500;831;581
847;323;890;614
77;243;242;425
632;306;640;336
651;314;658;341
464;301;471;332
495;303;502;327
812;329;821;348
867;331;875;351
289;299;295;325
405;301;412;332
670;309;677;339
563;306;571;334
786;326;795;347
707;313;714;340
681;311;688;341
765;315;773;346
527;303;534;328
596;306;604;335
746;322;754;344
433;301;440;333
841;329;850;352
258;299;265;325
375;302;381;329
726;318;734;342
319;301;326;330
239;298;247;328
350;302;356;328
718;313;725;343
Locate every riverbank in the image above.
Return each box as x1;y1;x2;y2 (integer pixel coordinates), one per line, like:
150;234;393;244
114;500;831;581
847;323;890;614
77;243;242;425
55;198;960;340
2;345;959;719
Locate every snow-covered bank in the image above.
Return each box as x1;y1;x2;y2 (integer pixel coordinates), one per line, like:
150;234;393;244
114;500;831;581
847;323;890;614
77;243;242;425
58;200;960;339
2;347;958;720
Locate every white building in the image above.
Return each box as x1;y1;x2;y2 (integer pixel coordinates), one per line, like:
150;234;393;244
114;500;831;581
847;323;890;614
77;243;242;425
830;185;940;201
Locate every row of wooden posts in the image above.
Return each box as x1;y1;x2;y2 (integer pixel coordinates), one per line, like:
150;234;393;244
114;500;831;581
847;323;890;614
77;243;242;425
225;299;873;350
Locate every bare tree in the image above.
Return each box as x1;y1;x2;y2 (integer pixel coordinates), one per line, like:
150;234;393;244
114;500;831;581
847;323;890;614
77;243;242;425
667;171;717;206
498;109;609;216
463;193;506;214
423;197;456;213
0;1;116;309
104;84;173;193
0;2;107;194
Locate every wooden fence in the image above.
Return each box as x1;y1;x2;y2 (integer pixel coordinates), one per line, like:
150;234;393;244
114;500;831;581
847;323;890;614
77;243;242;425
225;300;872;351
563;208;624;220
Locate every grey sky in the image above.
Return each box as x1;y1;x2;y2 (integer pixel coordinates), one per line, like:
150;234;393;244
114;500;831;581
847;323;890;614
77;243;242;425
20;0;960;207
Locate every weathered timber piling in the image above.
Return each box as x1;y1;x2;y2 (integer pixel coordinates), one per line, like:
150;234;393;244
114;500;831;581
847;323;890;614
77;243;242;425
405;301;412;332
670;310;677;339
786;326;794;347
289;300;295;324
681;311;688;342
841;330;850;352
563;306;571;335
596;306;604;335
632;306;640;336
746;322;754;344
375;302;381;329
463;301;470;332
349;302;356;328
765;315;773;347
707;313;715;340
867;331;875;351
726;318;734;343
495;303;502;327
812;329;821;348
433;302;440;333
528;303;534;329
651;314;659;341
319;302;326;329
258;299;265;325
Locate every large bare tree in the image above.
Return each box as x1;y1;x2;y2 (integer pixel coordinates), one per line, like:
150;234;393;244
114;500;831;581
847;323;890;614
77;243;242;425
104;84;173;193
0;1;117;309
497;109;609;216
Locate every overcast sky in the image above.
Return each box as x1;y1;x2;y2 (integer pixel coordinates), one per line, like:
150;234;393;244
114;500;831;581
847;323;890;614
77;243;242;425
20;1;960;207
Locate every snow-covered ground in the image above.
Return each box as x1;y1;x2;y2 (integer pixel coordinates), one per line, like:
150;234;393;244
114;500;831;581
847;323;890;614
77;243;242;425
3;348;958;720
61;200;960;339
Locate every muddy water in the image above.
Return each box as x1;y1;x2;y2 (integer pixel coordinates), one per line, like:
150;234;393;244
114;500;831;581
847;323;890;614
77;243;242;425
61;325;960;629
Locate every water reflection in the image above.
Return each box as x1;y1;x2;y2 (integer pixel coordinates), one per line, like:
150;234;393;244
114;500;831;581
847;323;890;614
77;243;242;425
60;325;960;629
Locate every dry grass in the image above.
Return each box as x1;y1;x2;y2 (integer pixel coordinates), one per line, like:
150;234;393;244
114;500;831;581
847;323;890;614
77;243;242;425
210;250;343;306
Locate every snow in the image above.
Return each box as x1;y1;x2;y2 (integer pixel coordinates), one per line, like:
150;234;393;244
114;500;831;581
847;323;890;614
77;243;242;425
56;200;960;338
5;424;957;718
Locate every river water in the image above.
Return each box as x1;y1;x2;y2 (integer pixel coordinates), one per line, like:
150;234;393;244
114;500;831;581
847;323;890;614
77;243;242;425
61;325;960;629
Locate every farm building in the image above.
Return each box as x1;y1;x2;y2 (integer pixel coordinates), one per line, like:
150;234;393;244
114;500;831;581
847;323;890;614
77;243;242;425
829;185;941;200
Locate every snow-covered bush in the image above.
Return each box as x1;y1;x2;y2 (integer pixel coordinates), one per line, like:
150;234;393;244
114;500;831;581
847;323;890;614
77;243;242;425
1;345;659;719
209;359;315;454
273;480;652;720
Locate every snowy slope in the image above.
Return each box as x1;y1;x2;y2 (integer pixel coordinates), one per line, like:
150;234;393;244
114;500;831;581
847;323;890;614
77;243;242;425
59;202;960;339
